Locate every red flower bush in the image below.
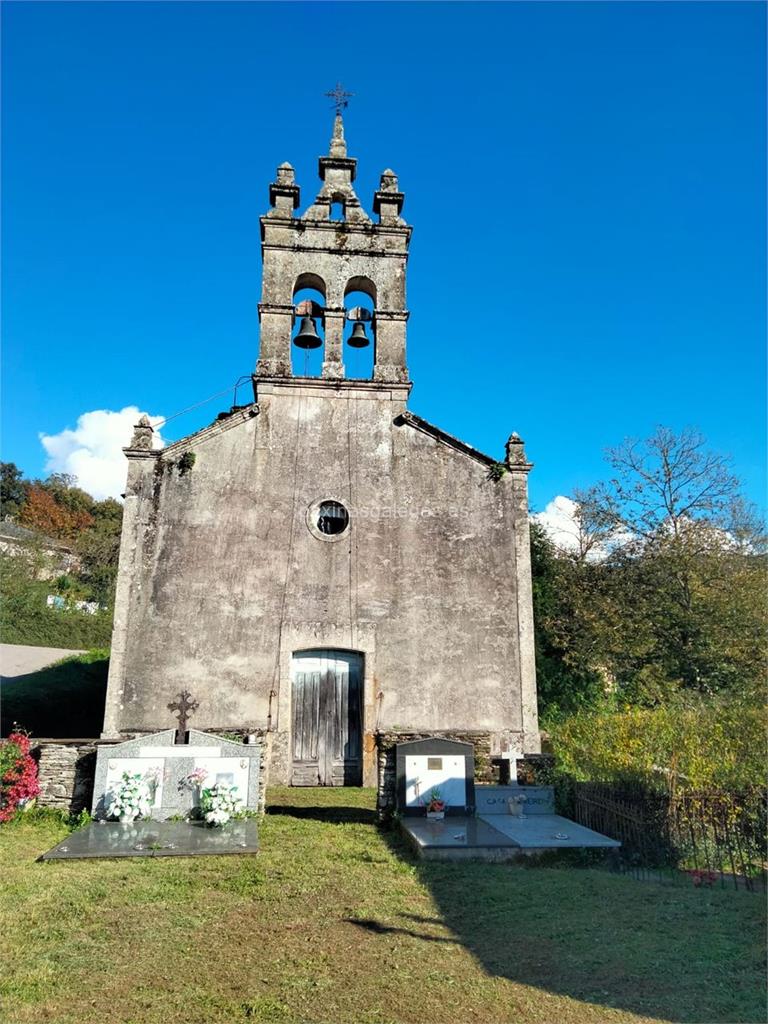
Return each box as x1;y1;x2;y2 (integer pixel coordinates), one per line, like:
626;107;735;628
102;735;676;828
0;732;40;823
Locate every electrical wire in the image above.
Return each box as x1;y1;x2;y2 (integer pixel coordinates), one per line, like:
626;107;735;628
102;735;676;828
153;374;254;431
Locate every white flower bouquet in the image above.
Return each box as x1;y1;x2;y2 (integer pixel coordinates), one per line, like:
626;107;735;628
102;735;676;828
199;782;243;827
107;771;152;823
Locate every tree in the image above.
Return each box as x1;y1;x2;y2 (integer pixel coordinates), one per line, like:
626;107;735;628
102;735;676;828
41;473;96;519
582;426;745;540
19;484;94;540
0;462;27;519
76;498;123;605
529;522;606;719
578;427;766;696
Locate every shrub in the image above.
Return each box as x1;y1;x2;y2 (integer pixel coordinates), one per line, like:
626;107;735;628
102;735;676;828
548;698;766;792
0;554;114;648
0;732;40;822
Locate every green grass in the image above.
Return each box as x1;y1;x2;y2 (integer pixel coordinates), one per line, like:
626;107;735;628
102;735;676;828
1;788;765;1024
0;650;109;737
0;564;114;649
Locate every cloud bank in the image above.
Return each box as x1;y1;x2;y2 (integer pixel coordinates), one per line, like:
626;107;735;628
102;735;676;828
40;407;165;501
532;495;585;554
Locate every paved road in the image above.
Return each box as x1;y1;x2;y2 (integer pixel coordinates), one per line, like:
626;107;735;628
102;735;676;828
0;643;85;682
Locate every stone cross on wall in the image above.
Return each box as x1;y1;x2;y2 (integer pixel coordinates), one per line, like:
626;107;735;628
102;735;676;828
168;690;199;743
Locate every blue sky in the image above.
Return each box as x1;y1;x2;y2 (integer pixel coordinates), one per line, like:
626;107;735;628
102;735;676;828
2;1;765;512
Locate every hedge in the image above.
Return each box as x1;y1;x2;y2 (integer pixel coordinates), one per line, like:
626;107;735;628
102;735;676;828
547;699;766;793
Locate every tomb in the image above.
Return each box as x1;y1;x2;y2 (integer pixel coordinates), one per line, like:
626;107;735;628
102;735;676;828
395;737;621;861
91;728;262;820
39;722;262;861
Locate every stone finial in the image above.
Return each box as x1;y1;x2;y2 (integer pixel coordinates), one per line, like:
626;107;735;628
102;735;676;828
268;162;300;214
505;432;528;466
373;168;405;225
329;113;347;158
131;415;154;451
276;162;295;184
379;169;399;192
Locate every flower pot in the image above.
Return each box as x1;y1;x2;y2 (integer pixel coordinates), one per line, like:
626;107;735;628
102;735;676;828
426;811;445;820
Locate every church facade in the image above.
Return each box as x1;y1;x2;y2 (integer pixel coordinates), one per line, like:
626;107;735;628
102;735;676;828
101;114;540;786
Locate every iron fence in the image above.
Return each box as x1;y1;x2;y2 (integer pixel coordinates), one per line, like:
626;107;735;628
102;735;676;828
561;781;767;891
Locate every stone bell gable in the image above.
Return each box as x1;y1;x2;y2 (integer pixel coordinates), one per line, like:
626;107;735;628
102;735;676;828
256;113;410;383
101;109;540;787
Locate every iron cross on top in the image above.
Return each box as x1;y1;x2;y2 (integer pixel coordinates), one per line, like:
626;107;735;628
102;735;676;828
325;82;353;114
168;689;199;742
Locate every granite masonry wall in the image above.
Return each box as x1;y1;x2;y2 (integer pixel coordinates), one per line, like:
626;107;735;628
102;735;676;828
33;741;100;816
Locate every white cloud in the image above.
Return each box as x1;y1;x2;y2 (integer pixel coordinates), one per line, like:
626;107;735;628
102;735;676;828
40;407;165;501
533;495;636;561
532;495;586;555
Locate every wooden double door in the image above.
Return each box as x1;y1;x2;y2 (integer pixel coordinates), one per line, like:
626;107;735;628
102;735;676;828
291;650;363;786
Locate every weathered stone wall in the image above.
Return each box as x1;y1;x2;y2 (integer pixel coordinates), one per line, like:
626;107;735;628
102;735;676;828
33;741;101;815
103;385;540;786
375;730;494;821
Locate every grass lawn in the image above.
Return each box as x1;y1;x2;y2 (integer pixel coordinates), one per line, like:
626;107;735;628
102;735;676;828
1;787;764;1024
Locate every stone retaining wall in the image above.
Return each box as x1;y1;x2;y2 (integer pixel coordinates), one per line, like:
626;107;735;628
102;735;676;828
33;741;101;816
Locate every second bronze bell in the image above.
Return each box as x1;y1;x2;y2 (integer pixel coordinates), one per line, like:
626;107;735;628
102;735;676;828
347;322;370;348
293;316;322;349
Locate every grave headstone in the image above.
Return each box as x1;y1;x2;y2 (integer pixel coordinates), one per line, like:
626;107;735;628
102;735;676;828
92;729;261;820
395;737;475;816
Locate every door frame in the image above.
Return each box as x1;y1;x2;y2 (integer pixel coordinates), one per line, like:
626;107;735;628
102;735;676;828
290;648;364;786
274;623;377;786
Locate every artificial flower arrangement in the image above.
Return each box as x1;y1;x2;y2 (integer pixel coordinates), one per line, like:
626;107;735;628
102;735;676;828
425;787;446;820
185;766;209;790
199;782;244;827
107;771;152;823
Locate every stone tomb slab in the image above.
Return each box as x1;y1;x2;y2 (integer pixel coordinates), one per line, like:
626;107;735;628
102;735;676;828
477;813;622;850
92;729;261;820
401;812;621;862
39;819;259;860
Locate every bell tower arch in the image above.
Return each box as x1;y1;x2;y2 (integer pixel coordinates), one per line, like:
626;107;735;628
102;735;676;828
255;111;412;383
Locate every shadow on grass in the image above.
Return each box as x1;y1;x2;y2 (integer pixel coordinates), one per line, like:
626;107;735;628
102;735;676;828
344;917;459;943
374;818;765;1024
0;654;108;737
266;803;377;826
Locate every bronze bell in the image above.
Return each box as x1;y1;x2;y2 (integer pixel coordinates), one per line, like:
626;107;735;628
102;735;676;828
347;321;370;348
293;315;321;349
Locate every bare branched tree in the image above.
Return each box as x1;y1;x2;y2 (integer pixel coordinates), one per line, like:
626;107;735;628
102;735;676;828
585;426;743;543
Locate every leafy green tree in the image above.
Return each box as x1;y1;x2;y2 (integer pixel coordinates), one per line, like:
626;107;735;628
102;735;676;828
76;498;123;606
529;522;605;720
0;462;27;519
578;427;767;698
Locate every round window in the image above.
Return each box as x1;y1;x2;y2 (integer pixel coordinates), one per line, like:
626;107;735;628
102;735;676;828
316;500;349;536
